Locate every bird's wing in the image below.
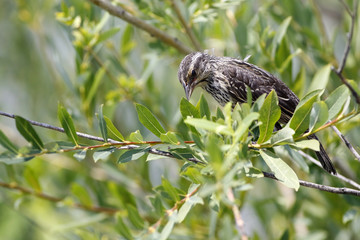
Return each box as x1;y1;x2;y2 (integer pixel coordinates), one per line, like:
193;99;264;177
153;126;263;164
224;60;299;123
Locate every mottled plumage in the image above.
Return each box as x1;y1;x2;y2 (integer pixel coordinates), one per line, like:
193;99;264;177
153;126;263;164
178;52;336;174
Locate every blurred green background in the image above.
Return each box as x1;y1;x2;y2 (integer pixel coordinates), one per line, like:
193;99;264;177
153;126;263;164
0;0;360;239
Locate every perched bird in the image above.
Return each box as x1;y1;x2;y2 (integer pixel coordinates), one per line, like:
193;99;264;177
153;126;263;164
178;52;336;174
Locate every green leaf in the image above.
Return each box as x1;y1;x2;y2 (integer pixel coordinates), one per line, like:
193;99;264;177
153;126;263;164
71;183;92;206
162;177;180;201
118;147;149;163
104;116;124;141
260;150;299;190
24;168;41;192
127;204;145;229
246;85;253;105
129;130;143;142
160;132;178;144
73;149;87;161
325;85;350;120
184;118;233;135
308;64;331;93
234;112;259;142
58;103;79;146
289;90;321;137
116;217;134;240
251;94;266;112
97;27;120;44
343;208;357;224
289;139;319;151
135;103;165;138
309;101;328;132
0;130;18;154
180;97;200;119
0;152;28;164
176;195;203;223
160;211;177;240
216;107;225;120
93;148;115;162
270;127;295;145
85;67;106;107
97;104;108;142
196;94;211;119
15;116;44;150
272;16;292;57
258;90;281;144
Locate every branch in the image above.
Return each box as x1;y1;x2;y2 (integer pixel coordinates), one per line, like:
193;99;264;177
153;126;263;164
226;188;248;240
0;181;119;214
87;0;193;54
0;110;203;164
332;0;360;104
331;125;360;162
298;151;360;190
169;0;202;51
262;171;360;197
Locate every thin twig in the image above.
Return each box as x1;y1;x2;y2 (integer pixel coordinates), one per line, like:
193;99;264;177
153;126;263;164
262;171;360;196
298;151;360;190
226;188;248;240
331;125;360;162
0;110;203;164
0;181;119;214
332;0;360;104
87;0;192;54
169;0;202;51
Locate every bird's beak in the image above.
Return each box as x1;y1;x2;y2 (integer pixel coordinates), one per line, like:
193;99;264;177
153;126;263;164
184;83;194;100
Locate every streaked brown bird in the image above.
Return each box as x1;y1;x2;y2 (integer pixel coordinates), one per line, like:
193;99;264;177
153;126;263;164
178;52;336;174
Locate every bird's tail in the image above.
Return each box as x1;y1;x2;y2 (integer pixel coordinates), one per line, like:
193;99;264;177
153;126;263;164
308;134;337;174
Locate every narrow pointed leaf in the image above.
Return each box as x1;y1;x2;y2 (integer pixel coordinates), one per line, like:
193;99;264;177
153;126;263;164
234;112;259;142
58;103;79;146
93;148;115;162
104;116;124;141
258;90;281;143
97;104;108;142
185;118;233;135
260;150;299;190
180;97;200;118
289;139;319;151
116;217;134;240
129;130;143;142
118;147;149;163
289;91;321;137
127;204;144;229
15;116;44;150
196;94;211;119
71;183;92;206
309;101;328;132
160;132;178;144
160;211;178;240
270;127;295;145
135;103;165;138
177;195;203;223
308;64;331;93
0;130;18;154
73;149;87;161
162;177;180;201
325;85;350;120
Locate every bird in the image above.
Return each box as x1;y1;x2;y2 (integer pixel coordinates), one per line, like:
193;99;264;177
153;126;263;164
178;51;336;174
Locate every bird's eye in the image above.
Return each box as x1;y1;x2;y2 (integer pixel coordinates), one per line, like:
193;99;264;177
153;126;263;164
191;70;197;77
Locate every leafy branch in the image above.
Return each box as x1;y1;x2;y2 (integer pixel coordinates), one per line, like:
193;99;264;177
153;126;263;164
87;0;193;54
331;0;360;104
0;180;119;214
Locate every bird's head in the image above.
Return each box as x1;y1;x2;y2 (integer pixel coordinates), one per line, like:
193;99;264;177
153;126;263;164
178;52;211;100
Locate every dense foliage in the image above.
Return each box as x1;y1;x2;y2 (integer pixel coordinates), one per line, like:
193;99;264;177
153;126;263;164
0;0;360;239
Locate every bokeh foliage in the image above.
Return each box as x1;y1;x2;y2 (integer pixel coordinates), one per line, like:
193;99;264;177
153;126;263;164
0;0;360;239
